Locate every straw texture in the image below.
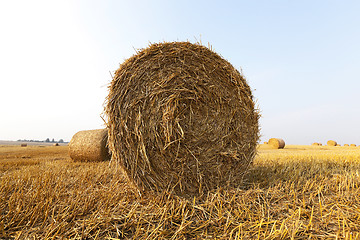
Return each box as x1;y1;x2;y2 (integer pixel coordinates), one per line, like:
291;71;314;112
69;129;111;162
105;42;260;197
327;140;337;146
268;138;285;149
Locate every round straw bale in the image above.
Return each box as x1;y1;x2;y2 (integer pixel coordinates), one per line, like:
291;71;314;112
69;129;111;162
268;138;285;149
312;142;319;146
53;143;59;146
327;140;337;146
344;144;349;147
105;41;260;197
350;144;356;147
20;143;27;147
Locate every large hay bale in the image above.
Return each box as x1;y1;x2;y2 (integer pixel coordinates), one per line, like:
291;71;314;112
69;129;111;162
20;143;27;147
344;144;349;147
312;142;320;146
105;41;260;197
268;138;285;149
327;140;337;146
350;144;356;147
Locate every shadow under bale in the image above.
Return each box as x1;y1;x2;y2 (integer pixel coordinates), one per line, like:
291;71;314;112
105;41;260;198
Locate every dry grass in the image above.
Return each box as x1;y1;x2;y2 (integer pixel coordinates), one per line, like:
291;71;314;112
105;41;259;198
311;143;322;146
69;129;111;162
268;138;285;149
1;145;360;239
327;140;337;146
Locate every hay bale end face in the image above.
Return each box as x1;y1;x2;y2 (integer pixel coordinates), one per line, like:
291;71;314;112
105;41;260;198
268;138;285;149
327;140;337;146
69;129;111;162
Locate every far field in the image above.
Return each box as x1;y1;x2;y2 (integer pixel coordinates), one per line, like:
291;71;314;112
1;144;360;239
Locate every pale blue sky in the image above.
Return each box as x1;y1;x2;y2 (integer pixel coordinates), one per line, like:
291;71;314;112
0;0;359;144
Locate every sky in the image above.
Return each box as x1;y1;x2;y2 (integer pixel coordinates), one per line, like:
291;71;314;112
0;0;359;144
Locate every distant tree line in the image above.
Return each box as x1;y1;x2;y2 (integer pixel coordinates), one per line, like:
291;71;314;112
17;138;66;143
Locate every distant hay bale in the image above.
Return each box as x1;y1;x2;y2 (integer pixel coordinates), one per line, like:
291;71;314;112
20;143;27;147
327;140;337;146
264;142;268;144
312;142;321;146
350;144;356;147
344;144;349;147
268;138;285;149
105;41;260;198
69;129;111;162
53;143;59;146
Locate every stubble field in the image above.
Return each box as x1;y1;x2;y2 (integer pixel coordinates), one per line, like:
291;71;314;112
1;144;360;239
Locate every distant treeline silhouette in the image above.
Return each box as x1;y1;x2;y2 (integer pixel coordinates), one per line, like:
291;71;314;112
17;138;66;143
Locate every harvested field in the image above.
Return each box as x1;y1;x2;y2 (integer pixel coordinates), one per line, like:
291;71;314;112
1;144;360;239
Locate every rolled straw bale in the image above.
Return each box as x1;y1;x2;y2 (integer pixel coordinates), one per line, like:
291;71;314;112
268;138;285;149
327;140;337;146
53;143;59;146
20;143;27;147
69;129;111;162
105;41;260;197
264;142;268;144
344;144;349;147
350;144;356;147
